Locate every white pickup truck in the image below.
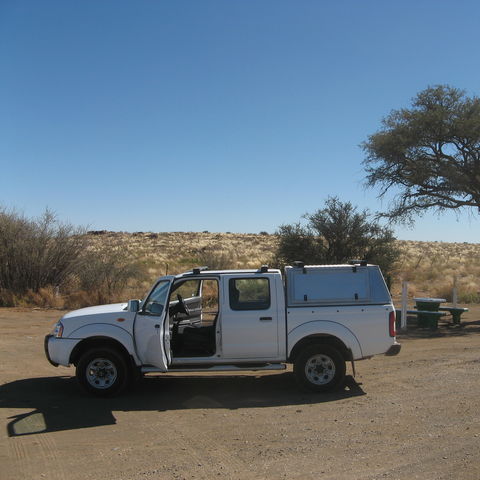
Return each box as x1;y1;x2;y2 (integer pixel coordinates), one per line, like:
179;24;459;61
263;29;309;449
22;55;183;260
45;262;400;396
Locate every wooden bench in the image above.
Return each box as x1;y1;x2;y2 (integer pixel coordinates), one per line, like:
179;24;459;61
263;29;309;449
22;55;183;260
438;307;469;324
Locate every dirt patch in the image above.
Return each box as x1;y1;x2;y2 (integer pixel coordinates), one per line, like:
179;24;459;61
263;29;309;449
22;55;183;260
1;307;480;480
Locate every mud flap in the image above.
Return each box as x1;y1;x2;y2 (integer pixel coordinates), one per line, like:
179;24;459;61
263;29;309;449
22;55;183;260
349;349;356;377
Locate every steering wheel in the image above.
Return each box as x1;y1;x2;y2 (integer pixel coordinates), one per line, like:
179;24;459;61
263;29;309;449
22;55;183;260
176;294;190;316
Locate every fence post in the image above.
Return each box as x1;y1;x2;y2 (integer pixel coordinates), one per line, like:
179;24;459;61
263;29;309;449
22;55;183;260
401;281;408;330
452;275;458;308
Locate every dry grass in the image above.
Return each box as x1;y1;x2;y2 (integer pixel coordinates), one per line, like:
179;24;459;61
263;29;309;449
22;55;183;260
82;231;278;303
391;240;480;304
86;231;277;273
85;232;480;305
7;231;477;308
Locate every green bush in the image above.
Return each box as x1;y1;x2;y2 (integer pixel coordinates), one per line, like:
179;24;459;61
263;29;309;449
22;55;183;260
275;197;400;275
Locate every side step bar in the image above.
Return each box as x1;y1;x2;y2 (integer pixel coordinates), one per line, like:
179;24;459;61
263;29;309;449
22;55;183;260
141;363;286;374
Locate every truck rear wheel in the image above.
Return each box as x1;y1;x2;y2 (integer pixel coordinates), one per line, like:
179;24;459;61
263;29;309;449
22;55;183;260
76;347;130;397
294;344;346;392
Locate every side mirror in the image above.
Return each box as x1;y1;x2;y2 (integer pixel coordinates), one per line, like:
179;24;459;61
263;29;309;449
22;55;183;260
127;299;140;312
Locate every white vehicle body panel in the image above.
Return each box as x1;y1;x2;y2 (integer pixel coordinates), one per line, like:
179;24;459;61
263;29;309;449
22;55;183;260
133;311;169;371
286;304;394;359
46;304;138;366
132;277;174;371
62;303;129;320
60;304;135;338
70;323;138;359
219;273;284;360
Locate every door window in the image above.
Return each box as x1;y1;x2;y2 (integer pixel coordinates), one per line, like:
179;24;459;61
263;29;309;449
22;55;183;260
229;278;270;311
143;280;171;315
170;279;201;299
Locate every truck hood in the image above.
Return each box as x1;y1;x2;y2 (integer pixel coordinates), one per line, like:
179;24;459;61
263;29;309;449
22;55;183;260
61;303;128;320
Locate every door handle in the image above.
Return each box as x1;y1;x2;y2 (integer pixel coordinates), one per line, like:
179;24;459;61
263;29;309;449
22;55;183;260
154;324;160;329
259;317;273;321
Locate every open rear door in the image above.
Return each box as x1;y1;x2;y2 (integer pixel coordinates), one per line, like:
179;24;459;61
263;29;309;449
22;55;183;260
133;278;173;371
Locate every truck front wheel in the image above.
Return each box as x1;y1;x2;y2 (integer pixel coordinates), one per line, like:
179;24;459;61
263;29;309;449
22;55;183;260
76;347;130;396
294;344;346;392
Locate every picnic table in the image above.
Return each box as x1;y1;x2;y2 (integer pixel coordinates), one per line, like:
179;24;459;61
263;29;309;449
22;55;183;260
413;298;469;327
395;297;469;330
414;297;447;329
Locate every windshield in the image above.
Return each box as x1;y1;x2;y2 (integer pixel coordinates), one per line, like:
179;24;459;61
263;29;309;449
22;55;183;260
143;280;171;315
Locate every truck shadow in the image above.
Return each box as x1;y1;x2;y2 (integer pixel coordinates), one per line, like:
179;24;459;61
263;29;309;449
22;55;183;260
2;373;365;437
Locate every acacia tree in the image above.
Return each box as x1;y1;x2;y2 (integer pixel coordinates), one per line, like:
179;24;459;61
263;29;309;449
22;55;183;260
362;85;480;222
275;197;399;274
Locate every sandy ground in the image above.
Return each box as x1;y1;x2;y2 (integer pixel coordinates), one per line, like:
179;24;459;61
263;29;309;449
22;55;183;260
1;307;480;480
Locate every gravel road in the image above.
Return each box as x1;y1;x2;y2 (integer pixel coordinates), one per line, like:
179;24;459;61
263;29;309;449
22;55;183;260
1;307;479;480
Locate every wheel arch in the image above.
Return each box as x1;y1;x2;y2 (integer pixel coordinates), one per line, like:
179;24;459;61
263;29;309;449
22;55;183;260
287;320;363;362
70;336;135;367
288;334;352;363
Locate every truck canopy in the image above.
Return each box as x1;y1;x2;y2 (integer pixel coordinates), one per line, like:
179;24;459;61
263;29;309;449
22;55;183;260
285;264;391;307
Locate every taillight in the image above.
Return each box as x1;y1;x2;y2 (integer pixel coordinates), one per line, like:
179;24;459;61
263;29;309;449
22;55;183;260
389;311;396;337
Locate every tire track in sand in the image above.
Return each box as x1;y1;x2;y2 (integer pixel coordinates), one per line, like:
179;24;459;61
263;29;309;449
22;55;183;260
7;431;66;480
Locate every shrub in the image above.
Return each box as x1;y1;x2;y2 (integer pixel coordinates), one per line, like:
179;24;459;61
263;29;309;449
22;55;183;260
275;197;400;275
0;208;86;305
0;207;146;308
75;244;146;304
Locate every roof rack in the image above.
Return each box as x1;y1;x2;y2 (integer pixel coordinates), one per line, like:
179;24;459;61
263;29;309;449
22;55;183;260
191;266;209;275
349;259;368;266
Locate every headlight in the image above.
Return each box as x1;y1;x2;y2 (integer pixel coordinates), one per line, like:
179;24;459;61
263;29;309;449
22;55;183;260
51;321;64;338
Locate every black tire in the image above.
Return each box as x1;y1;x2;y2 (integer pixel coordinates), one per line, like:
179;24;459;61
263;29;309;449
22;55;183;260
76;347;130;397
293;344;346;392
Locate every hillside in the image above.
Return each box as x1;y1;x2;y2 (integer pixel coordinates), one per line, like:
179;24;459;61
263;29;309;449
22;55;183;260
86;231;480;304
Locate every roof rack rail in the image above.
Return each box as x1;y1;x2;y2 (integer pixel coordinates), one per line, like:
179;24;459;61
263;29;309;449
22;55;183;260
349;259;367;266
259;265;269;273
191;266;209;275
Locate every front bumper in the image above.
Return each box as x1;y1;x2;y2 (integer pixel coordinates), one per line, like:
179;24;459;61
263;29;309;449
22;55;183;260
44;335;80;367
44;334;58;366
385;343;401;356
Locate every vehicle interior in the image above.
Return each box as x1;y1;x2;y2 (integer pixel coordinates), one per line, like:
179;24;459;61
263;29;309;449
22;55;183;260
168;278;219;357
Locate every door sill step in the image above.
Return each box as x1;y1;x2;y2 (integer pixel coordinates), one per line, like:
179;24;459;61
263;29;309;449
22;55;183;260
141;363;286;374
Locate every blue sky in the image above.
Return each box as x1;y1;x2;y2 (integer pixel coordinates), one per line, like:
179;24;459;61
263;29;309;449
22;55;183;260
1;0;480;242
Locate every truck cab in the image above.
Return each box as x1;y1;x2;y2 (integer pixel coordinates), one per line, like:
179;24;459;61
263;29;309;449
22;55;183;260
132;268;286;371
